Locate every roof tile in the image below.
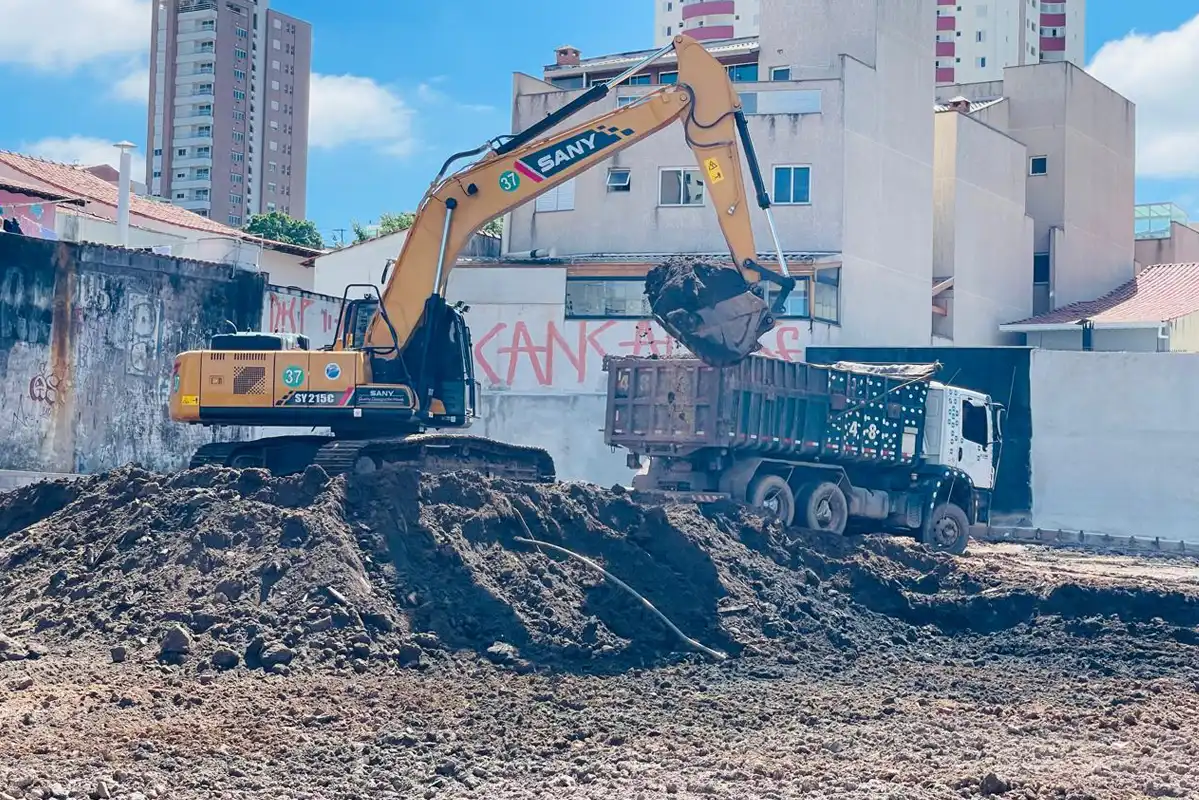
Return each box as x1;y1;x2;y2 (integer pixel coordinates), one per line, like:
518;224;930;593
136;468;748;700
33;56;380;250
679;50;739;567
1006;263;1199;326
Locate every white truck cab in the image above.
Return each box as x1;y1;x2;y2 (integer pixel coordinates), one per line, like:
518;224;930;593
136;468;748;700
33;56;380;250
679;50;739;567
922;384;999;492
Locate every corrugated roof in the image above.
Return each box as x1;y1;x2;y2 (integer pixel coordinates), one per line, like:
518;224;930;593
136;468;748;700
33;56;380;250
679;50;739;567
1006;263;1199;326
934;96;1006;114
545;38;759;73
0;150;322;257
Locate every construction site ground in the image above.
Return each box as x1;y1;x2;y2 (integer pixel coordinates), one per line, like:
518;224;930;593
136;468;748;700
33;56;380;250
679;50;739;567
1;465;1198;800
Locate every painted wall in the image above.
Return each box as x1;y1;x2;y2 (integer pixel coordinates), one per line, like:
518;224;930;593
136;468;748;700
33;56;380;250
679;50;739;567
261;285;341;348
0;191;60;240
1029;349;1199;541
1134;222;1199;269
1022;327;1162;352
0;235;263;474
312;231;408;298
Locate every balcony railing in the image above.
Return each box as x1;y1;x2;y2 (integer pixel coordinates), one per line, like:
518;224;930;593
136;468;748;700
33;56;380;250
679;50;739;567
178;0;217;13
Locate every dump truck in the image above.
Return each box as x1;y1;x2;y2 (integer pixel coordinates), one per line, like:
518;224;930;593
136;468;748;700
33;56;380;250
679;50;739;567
603;356;1003;554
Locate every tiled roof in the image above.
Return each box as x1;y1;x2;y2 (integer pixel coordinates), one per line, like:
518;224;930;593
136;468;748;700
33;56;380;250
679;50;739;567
0;150;323;257
1005;263;1199;326
0;176;85;204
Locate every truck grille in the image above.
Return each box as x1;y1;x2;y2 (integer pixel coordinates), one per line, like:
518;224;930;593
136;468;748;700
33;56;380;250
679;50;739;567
233;366;267;395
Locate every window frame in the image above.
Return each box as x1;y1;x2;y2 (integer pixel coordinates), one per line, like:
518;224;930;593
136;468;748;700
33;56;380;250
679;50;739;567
658;70;678;84
1029;155;1048;176
606;167;632;191
564;276;653;320
770;66;791;81
658;167;705;207
813;267;841;324
772;164;812;205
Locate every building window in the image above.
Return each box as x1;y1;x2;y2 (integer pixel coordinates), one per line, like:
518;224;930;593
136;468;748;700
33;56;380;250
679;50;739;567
176;148;188;157
551;75;585;90
232;152;244;163
813;267;840;323
269;140;278;151
271;79;280;91
726;64;759;82
235;48;247;60
273;18;281;28
1033;252;1051;314
198;63;214;74
565;278;652;318
234;69;246;81
269;161;277;172
267;202;277;211
197;146;211;157
233;89;245;101
153;148;162;156
628;74;651;86
272;59;280;70
196;168;209;179
199;41;214;53
778;277;810;318
152;170;161;178
233;110;244;121
197;209;209;217
273;38;280;49
230;193;242;205
200;20;215;31
174;192;186;200
658;71;678;84
197;104;212;115
198;83;213;94
976;30;985;42
236;26;248;37
196;189;209;200
606;168;631;192
228;214;242;226
617;95;639;107
659;168;704;206
233;131;245;142
270;120;279;129
770;66;791;81
231;173;243;183
175;170;187;180
535;179;576;212
268;182;276;193
197;125;212;136
1029;155;1048;175
772;165;811;204
976;56;987;68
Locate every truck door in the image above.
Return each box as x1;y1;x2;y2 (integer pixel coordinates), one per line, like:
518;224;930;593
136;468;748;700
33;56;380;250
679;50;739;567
956;395;995;490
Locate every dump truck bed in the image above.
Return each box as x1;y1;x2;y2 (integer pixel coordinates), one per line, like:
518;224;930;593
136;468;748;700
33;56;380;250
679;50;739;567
604;355;936;466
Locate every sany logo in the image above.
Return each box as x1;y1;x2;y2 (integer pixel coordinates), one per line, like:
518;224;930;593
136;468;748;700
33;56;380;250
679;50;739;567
514;125;635;183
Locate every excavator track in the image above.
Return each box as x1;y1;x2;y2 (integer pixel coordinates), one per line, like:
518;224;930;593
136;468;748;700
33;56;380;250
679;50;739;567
188;434;555;483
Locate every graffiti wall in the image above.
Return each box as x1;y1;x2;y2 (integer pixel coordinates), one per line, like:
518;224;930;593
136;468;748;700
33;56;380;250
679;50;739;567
262;286;342;348
0;235;264;474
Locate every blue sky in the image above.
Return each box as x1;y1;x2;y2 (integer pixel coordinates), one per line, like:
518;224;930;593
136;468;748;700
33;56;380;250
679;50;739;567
1;0;1196;245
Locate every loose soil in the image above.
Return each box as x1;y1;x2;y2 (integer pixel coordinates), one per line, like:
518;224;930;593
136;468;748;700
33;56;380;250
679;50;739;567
644;258;762;364
2;464;1198;799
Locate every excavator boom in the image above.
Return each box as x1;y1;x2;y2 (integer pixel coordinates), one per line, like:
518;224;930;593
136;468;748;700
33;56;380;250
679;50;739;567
365;34;794;374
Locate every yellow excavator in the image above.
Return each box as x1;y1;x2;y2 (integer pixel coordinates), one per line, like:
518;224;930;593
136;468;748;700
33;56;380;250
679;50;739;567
169;34;796;479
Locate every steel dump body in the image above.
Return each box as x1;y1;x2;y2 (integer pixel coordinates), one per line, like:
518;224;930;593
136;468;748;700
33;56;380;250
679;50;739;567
604;355;933;467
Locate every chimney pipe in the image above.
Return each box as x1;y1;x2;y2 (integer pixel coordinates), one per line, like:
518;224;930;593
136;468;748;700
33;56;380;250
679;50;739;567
114;141;135;247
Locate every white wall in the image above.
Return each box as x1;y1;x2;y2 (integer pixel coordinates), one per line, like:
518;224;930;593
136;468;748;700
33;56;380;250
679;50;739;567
1029;349;1199;541
1022;327;1161;352
313;231;408;298
933;111;1033;343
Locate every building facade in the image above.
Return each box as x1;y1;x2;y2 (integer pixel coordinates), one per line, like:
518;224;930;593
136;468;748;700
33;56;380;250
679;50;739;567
516;0;938;356
146;0;312;228
653;0;1084;85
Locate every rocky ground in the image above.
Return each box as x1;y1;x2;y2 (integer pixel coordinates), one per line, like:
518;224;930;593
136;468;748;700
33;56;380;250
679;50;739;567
1;465;1198;799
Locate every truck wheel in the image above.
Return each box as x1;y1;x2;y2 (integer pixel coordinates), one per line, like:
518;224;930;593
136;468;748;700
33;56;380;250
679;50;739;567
799;482;848;536
922;502;970;555
747;475;795;527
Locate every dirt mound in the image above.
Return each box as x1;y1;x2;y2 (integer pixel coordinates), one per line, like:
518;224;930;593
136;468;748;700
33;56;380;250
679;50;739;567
644;257;766;365
1;465;1197;680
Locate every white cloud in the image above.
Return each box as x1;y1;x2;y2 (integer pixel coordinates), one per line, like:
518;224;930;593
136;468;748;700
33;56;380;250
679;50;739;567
1088;14;1199;179
416;81;495;114
309;73;416;155
112;64;150;104
21;136;146;179
0;0;151;71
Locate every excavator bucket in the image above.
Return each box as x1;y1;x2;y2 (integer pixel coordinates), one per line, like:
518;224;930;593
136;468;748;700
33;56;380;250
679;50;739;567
645;260;773;367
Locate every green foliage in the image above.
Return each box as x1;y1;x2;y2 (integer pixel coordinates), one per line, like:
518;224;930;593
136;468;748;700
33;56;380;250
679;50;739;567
243;212;324;250
349;212;502;244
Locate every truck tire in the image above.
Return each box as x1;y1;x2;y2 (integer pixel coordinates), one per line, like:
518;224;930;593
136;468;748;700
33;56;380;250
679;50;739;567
799;482;848;536
747;474;795;527
922;502;970;555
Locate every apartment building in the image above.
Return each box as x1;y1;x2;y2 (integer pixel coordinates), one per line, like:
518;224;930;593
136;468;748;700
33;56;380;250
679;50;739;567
937;62;1135;313
653;0;1084;85
513;0;938;353
146;0;312;228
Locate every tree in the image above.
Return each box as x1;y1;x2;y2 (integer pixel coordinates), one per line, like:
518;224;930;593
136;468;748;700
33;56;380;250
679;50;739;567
480;217;503;238
243;212;324;249
349;211;502;243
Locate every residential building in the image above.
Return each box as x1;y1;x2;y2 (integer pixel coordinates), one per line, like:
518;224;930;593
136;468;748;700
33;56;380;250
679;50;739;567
146;0;312;228
653;0;761;45
0;149;321;288
932;101;1034;344
936;61;1135;313
512;0;937;355
0;177;85;240
653;0;1085;86
1000;263;1199;352
1134;203;1199;269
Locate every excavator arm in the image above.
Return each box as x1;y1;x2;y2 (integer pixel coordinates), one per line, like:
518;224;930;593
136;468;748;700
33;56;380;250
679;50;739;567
351;34;795;404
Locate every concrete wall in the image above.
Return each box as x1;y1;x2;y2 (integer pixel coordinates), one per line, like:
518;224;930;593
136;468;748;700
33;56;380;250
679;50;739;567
1134;223;1199;270
1029;349;1199;541
1168;310;1199;353
932;111;1033;344
313;231;408;298
1022;327;1162;352
0;235;263;475
262;285;341;348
